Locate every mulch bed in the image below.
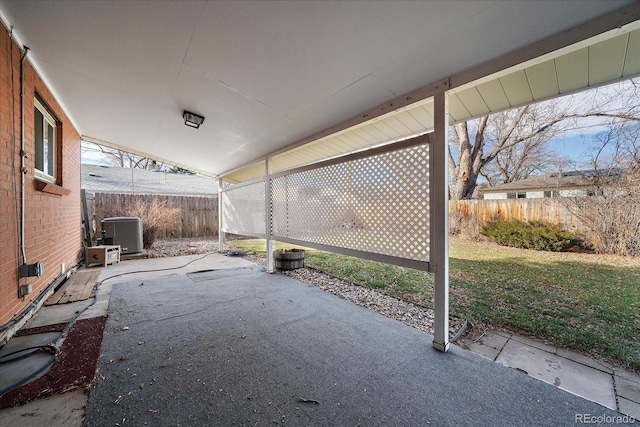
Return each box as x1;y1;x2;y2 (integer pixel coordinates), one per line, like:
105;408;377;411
0;316;107;409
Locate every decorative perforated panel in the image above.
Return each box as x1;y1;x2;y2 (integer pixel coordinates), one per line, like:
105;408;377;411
221;180;266;237
271;143;430;264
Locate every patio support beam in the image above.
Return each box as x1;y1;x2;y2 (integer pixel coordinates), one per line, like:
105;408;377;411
430;91;450;352
218;178;224;253
265;159;274;273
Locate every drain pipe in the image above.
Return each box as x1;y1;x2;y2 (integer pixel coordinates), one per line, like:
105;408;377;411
20;46;29;266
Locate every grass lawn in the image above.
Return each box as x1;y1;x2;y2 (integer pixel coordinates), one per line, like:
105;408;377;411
230;238;640;371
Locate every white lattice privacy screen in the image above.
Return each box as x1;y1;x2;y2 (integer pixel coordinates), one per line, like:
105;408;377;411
270;143;430;267
221;179;266;237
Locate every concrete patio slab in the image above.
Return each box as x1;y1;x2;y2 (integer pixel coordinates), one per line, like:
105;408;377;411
459;330;509;361
83;268;624;426
619;397;640;419
556;347;614;374
23;300;93;329
78;282;111;322
496;339;616;410
0;389;86;426
616;375;640;403
509;334;557;354
615;368;640;384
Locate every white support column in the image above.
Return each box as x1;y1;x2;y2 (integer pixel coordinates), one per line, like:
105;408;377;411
431;91;450;352
218;178;225;253
265;159;274;273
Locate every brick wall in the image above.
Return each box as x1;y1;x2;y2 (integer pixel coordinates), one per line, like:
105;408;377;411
0;26;82;329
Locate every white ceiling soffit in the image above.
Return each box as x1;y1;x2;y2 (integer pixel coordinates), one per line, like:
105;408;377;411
225;19;640;184
0;1;637;180
448;23;640;120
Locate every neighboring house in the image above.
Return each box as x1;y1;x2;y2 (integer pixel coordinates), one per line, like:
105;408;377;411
82;164;217;196
481;169;623;200
0;29;82;342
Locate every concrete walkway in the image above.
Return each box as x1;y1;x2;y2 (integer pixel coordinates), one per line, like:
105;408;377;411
458;329;640;419
0;253;637;426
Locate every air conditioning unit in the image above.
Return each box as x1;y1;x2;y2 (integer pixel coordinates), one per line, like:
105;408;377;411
100;217;143;254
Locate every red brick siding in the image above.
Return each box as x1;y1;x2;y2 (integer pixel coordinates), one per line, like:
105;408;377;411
0;26;82;327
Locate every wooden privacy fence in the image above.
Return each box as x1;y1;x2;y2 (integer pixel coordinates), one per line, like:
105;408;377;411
91;193;218;239
450;198;584;233
88;193;582;242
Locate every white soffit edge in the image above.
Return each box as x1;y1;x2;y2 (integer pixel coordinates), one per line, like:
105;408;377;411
449;19;640;116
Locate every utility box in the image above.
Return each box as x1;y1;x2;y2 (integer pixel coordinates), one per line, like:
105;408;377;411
100;217;143;254
86;245;121;267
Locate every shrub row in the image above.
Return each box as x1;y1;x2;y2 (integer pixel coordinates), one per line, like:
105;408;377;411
480;220;582;252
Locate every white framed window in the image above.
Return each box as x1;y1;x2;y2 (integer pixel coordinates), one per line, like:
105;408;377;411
34;98;57;182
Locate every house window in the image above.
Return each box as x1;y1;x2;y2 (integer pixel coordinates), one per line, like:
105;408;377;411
544;191;552;198
517;192;526;199
34;98;57;182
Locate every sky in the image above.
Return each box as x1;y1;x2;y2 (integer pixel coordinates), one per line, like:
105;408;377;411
547;79;638;170
550;133;598;169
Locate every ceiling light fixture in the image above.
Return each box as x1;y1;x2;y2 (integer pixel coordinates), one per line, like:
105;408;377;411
183;110;205;129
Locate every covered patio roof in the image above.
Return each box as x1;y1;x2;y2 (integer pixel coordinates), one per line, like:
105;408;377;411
1;1;638;179
3;1;640;354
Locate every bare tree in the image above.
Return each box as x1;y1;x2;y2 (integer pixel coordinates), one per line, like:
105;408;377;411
449;103;569;199
588;82;640;171
481;105;566;186
448;79;640;200
563;105;640;256
82;141;164;170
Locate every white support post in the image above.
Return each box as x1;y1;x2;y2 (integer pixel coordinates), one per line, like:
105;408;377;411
265;159;274;273
218;178;225;253
431;91;450;352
